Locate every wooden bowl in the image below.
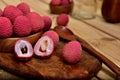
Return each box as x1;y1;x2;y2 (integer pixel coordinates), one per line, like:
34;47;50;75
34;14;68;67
49;2;74;14
0;31;43;53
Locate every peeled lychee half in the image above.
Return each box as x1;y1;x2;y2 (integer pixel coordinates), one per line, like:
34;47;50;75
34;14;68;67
42;30;59;47
62;41;82;64
17;2;30;15
26;12;44;33
14;39;33;61
42;16;52;31
34;36;54;58
56;13;69;26
0;17;13;38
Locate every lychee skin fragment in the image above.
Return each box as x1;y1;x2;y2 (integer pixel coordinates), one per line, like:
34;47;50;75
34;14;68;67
3;5;23;22
26;12;44;33
17;2;30;15
50;0;61;6
13;16;32;37
42;30;59;47
42;16;52;31
56;13;69;26
14;39;33;61
34;36;54;58
0;17;13;38
62;41;82;64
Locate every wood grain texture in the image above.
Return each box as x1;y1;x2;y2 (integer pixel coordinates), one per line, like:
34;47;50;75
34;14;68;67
0;32;43;53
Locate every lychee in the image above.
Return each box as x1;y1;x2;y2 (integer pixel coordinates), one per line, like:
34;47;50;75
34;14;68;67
0;9;3;17
62;41;82;64
13;15;32;37
42;30;59;47
50;0;61;6
17;2;30;15
34;36;54;58
26;12;44;33
3;5;23;22
42;15;52;31
14;39;33;61
61;0;70;6
0;17;13;38
56;13;69;26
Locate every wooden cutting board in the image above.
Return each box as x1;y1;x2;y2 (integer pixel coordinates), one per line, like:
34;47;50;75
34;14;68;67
0;33;102;80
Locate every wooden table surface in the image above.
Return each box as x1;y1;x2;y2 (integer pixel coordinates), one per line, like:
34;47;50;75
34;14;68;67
0;0;120;80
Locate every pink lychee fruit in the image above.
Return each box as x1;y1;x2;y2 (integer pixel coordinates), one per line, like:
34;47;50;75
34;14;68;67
62;40;82;64
17;2;30;15
42;30;59;47
42;15;52;31
0;9;3;17
56;13;69;26
0;17;13;38
34;36;54;58
13;15;32;37
14;39;33;61
61;0;70;6
50;0;61;6
3;5;23;22
26;12;44;33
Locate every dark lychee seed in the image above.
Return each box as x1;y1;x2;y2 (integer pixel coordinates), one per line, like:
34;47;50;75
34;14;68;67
21;45;27;54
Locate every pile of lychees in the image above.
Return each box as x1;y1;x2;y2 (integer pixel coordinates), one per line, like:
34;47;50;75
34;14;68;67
0;2;82;65
0;2;52;38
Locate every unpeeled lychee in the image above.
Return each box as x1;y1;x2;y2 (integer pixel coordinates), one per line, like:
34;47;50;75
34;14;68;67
42;16;52;31
26;12;44;33
42;30;59;47
13;15;32;36
14;39;33;61
3;5;23;22
50;0;61;6
61;0;70;6
17;2;30;15
0;17;13;38
56;13;69;26
62;41;82;64
34;36;54;58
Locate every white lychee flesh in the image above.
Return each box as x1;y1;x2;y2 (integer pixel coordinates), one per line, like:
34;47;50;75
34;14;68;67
14;39;33;60
34;36;54;58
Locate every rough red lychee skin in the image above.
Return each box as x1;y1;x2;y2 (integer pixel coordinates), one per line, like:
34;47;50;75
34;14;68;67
42;30;59;47
13;16;32;37
62;41;82;64
0;17;13;38
0;9;3;17
3;5;23;22
50;0;61;6
26;12;44;33
42;16;52;31
56;13;69;26
34;36;54;58
17;2;30;15
14;39;33;61
61;0;70;6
